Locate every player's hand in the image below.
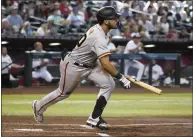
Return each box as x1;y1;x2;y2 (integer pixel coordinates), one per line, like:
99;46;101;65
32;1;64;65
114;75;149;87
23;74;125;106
119;75;131;89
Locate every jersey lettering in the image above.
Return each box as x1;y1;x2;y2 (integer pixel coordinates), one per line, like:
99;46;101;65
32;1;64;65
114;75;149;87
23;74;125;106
77;28;94;47
77;34;87;47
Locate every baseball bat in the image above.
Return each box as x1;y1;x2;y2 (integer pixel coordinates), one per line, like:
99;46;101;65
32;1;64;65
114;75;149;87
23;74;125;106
126;76;162;95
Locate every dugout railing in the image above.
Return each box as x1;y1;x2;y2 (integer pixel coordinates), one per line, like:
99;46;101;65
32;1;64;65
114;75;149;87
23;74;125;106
24;51;181;87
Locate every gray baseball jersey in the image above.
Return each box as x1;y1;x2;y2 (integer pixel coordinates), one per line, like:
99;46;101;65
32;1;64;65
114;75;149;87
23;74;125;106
35;24;116;116
70;24;110;66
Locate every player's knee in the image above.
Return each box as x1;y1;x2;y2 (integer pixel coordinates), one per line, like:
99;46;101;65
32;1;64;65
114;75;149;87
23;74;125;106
100;80;115;91
45;77;53;83
110;80;116;90
106;80;116;91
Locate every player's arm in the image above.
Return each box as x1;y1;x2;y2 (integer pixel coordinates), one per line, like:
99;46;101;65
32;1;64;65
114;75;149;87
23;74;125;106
11;64;24;69
99;55;119;77
35;60;48;70
99;55;131;89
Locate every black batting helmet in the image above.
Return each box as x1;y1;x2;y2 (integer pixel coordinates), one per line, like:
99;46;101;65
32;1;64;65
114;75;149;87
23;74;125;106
96;6;121;24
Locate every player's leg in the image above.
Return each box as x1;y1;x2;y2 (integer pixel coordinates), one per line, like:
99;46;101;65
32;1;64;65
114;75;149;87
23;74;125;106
32;71;41;79
133;60;145;81
124;60;131;76
32;59;81;123
86;65;115;129
41;70;53;83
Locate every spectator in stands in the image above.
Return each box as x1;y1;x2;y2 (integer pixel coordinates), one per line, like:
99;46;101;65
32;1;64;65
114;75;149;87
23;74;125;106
54;2;62;16
167;28;178;39
138;25;150;39
121;4;132;18
167;12;174;28
87;10;97;23
7;5;23;33
152;14;160;35
76;0;84;10
28;1;35;17
104;0;116;8
18;1;29;22
157;6;165;16
147;5;155;20
36;23;47;36
20;21;33;36
144;60;164;86
84;6;93;21
124;32;145;81
1;46;24;88
2;18;13;35
34;1;45;18
31;42;53;83
121;25;131;39
159;16;169;35
143;0;158;14
66;6;85;27
46;19;58;36
60;0;71;18
138;15;154;33
47;8;63;25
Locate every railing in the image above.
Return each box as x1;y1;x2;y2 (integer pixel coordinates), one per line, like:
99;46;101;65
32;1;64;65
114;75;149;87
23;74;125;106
24;51;181;86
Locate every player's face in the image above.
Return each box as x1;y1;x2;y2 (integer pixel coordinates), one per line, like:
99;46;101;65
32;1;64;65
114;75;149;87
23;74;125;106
134;37;141;43
2;47;7;55
36;43;43;51
108;18;119;29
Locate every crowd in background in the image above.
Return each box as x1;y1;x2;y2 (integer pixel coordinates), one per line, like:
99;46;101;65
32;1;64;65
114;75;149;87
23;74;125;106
1;0;193;39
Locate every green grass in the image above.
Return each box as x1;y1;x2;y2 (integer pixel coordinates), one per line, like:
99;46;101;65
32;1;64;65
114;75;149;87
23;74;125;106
2;93;192;117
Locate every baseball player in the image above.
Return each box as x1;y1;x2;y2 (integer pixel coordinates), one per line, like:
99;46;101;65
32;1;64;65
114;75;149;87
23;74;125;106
144;60;164;86
31;42;53;83
1;46;24;88
32;6;131;130
124;32;145;81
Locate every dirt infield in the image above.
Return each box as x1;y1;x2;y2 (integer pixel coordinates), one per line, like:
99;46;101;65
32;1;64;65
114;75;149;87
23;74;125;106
2;116;192;136
2;86;192;136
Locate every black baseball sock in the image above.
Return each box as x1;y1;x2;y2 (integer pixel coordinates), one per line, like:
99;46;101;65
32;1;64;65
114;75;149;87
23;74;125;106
92;96;107;119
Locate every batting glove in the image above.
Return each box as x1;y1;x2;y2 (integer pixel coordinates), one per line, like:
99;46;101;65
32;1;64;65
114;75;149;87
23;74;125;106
119;75;131;89
115;73;131;89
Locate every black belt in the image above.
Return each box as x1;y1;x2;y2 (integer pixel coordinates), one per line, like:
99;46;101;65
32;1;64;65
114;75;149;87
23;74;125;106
61;52;92;68
73;62;91;68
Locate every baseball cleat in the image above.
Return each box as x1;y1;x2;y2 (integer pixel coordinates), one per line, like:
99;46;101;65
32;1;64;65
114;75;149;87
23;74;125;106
32;100;44;123
86;116;111;130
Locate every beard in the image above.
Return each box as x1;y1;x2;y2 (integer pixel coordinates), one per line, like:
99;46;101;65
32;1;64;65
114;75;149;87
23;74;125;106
108;21;120;29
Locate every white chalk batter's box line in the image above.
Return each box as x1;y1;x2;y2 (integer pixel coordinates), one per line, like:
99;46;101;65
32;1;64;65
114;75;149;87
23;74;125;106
4;128;111;137
4;130;94;134
4;130;112;137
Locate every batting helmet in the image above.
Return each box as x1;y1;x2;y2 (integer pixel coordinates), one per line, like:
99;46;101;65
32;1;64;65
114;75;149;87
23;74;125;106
96;6;121;22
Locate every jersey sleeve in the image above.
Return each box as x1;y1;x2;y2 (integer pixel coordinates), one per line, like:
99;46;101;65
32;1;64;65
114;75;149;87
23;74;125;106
92;40;111;59
7;55;13;69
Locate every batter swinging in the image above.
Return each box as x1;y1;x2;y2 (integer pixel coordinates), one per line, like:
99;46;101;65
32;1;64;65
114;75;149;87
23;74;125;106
32;6;131;130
